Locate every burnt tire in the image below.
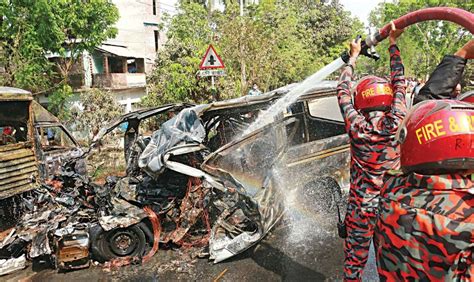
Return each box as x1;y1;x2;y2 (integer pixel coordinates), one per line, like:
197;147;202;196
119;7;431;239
90;222;152;263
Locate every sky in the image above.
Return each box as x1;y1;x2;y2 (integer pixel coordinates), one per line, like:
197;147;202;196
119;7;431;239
339;0;386;28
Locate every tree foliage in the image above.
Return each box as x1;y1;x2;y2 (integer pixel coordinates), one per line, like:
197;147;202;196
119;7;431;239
0;0;55;92
365;0;473;80
144;3;215;105
0;0;119;116
144;0;362;106
75;88;123;142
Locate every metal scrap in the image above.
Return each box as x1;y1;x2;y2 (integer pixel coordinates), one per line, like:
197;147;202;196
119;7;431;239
55;227;90;270
0;100;281;274
98;198;147;231
0;80;349;276
0;254;26;276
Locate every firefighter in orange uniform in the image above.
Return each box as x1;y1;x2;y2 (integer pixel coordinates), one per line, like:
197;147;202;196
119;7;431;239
337;23;406;281
375;100;474;281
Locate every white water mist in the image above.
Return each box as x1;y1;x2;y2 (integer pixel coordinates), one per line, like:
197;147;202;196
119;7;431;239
244;57;345;135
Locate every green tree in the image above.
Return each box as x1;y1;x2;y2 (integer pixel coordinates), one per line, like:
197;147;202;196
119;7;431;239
75;88;123;143
219;0;362;93
145;0;361;105
0;0;119;117
144;3;218;106
0;0;55;92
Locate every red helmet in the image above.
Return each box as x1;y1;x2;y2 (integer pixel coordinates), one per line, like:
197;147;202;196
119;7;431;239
354;76;393;112
398;100;474;174
457;90;474;103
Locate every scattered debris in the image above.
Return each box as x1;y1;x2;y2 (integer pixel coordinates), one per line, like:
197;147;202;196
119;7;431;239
213;268;228;282
0;254;26;276
55;227;90;270
0;82;350;276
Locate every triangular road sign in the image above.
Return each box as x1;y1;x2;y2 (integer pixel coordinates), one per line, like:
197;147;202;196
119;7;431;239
199;44;225;70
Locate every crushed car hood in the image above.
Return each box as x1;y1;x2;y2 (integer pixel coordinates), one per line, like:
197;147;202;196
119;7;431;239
136;81;342;263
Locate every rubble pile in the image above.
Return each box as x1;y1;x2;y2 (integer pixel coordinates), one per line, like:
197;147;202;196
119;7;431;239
0;164;151;272
0;107;275;276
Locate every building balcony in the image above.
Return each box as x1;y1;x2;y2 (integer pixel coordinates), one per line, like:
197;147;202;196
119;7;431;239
92;73;146;89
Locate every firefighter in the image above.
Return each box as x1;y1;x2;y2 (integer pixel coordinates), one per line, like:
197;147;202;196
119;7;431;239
414;39;474;104
337;22;406;281
375;99;474;281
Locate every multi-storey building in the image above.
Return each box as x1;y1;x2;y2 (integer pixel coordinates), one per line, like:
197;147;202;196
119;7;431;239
38;0;172;113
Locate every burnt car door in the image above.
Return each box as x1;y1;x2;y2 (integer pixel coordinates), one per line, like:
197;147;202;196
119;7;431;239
91;104;192;177
32;101;85;178
201;114;299;262
283;94;350;213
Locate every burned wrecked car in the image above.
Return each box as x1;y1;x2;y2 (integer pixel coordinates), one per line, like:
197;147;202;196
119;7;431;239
93;80;350;262
0;81;349;275
0;87;84;214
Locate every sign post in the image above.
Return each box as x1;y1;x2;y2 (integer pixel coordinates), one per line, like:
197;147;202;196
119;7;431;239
199;44;225;98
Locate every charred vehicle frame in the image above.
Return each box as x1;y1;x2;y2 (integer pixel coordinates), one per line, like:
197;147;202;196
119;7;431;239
0;81;350;275
0;87;84;226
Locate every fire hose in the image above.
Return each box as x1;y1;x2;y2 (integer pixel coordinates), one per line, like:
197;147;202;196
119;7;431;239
357;7;474;60
369;7;474;47
244;7;474;134
334;7;474;238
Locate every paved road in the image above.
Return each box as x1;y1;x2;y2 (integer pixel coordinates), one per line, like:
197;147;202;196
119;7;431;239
4;203;379;282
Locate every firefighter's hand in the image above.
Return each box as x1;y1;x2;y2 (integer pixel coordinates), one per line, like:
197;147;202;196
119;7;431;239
350;37;362;58
455;39;474;59
389;21;404;45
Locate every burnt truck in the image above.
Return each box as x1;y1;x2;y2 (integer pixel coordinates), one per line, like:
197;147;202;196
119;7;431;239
0;87;84;225
0;81;350;274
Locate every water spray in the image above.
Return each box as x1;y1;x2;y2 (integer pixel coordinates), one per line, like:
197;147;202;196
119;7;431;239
244;7;474;135
231;7;474;251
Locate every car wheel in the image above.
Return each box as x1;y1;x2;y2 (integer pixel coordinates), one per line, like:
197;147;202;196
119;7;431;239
90;222;152;262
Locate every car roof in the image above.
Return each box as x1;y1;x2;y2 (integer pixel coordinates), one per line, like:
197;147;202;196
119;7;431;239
199;81;338;118
0;87;33;101
94;81;339;141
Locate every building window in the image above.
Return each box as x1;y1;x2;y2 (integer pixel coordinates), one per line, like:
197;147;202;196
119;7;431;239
152;0;157;15
154;30;159;52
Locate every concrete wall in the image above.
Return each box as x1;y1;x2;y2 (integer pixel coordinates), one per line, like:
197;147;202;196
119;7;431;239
114;87;147;113
106;0;161;73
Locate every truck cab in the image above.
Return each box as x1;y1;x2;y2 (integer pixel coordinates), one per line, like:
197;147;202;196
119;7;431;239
0;87;83;203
